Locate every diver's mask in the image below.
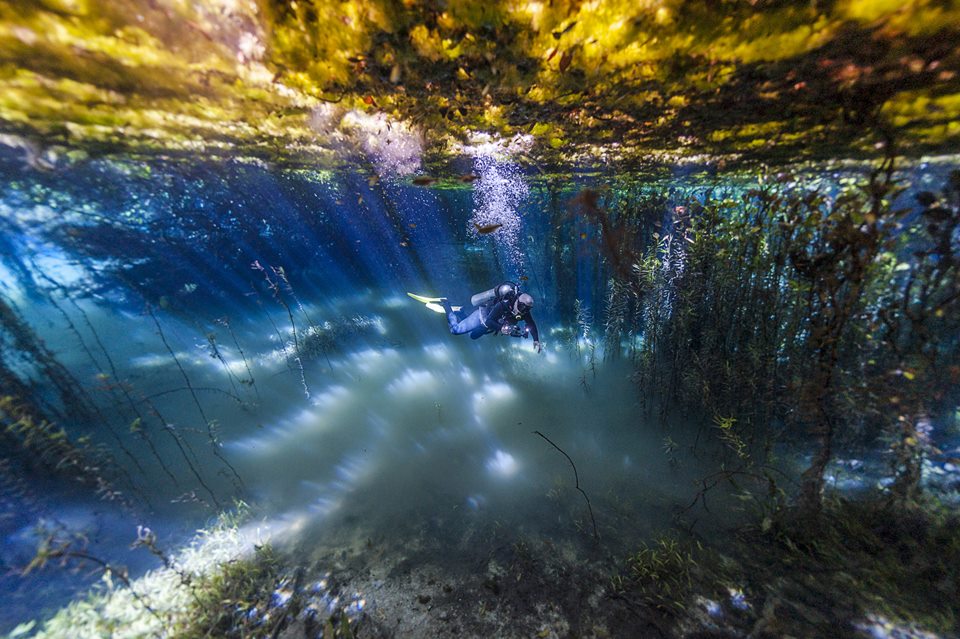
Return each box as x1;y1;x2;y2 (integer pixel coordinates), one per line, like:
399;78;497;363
513;293;534;315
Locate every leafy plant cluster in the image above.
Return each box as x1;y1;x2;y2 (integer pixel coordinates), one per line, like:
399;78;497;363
585;162;959;513
612;534;706;618
175;544;286;639
0;396;131;510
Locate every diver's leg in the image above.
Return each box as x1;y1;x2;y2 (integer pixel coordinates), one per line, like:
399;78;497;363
446;306;485;335
440;299;461;330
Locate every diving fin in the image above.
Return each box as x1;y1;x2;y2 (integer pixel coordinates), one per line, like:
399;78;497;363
407;292;460;314
426;302;462;314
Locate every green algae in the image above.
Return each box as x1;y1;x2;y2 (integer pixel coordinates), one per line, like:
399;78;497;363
0;0;957;166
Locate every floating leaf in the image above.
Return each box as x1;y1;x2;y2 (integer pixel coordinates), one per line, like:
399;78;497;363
9;621;36;638
552;21;577;40
474;222;503;234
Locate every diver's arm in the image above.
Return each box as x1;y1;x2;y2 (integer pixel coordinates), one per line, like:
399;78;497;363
526;314;540;342
526;313;542;352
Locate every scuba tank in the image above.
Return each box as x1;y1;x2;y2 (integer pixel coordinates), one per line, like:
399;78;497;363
470;281;518;307
470;287;497;307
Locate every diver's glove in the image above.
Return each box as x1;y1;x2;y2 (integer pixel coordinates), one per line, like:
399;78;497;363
534;340;543;353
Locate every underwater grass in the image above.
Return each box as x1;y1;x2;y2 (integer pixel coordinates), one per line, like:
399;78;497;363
607;496;960;636
173;544;287;639
11;500;370;639
614;535;703;617
16;505;274;639
737;498;960;634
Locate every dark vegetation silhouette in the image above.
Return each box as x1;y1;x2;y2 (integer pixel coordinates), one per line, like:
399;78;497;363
552;156;959;517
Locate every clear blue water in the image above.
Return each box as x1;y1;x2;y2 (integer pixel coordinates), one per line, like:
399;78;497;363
0;150;697;630
1;148;958;635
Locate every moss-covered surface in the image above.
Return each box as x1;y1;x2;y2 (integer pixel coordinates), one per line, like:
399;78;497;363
1;0;959;167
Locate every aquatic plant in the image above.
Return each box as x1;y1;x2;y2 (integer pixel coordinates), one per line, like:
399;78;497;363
214;316;261;403
616;535;702;617
872;171;960;506
299;314;382;369
21;502;266;638
204;332;244;403
779;158;901;512
251;260;311;398
16;498;373;639
586;154;959;518
570;298;596;391
23;520;165;624
0;396;132;511
174;544;286;639
31;268;194;492
0;456;40;526
148;306;245;501
602;276;634;360
139;399;222;510
713;415;747;461
0;293;98;426
736;498;960;634
533;430;599;542
662;436;680;470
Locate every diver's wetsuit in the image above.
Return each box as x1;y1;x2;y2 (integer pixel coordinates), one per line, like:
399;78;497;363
444;298;540;342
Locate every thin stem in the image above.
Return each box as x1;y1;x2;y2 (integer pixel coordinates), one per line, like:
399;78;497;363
533;430;600;542
148;307;246;497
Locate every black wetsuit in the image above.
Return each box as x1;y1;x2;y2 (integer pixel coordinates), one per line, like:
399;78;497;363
445;297;539;342
484;299;540;342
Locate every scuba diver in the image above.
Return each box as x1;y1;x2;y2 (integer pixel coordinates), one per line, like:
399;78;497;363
439;281;543;353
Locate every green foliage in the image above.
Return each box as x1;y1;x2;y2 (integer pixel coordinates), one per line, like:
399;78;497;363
616;535;702;617
176;544;286;639
713;415;747;460
603;162;960;513
1;0;958;164
0;395;129;508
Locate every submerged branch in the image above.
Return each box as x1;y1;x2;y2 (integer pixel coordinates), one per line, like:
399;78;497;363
148;306;246;497
534;430;600;542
